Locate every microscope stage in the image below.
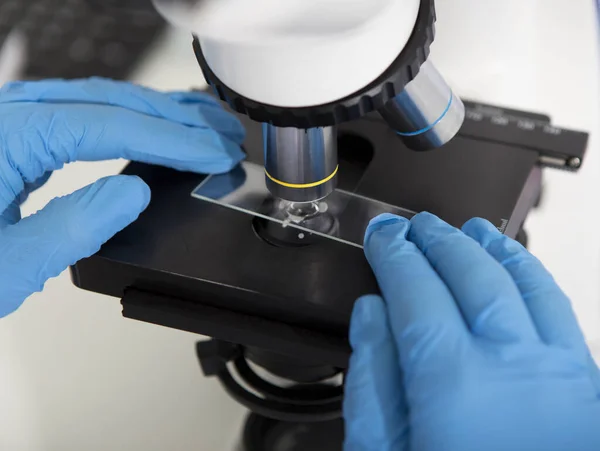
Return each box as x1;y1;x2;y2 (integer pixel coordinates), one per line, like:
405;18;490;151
71;100;587;368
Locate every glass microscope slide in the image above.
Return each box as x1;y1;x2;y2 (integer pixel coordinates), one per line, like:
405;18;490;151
191;161;415;249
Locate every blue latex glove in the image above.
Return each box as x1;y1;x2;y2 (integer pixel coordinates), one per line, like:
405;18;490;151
344;212;600;451
0;78;245;318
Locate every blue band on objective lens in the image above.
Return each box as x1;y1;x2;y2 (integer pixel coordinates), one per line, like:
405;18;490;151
396;92;454;137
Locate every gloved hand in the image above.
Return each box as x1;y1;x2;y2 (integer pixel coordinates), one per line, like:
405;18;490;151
0;78;245;318
344;212;600;451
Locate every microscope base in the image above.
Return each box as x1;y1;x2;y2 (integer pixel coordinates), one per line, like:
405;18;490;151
241;414;343;451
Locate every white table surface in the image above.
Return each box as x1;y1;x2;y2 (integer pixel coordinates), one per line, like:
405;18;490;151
0;1;599;449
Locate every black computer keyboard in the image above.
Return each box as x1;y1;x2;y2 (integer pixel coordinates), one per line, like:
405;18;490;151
0;0;165;80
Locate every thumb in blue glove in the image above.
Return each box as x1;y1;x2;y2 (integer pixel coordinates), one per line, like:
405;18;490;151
344;212;600;451
0;78;245;317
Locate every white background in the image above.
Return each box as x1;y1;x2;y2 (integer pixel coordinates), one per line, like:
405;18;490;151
0;0;599;449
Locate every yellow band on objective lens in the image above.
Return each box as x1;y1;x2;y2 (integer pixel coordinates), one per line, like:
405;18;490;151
264;165;339;189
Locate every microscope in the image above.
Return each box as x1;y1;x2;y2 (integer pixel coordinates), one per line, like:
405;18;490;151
72;1;589;449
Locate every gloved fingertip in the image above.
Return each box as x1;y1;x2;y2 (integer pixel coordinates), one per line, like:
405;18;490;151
407;211;465;248
462;217;501;243
108;175;151;212
65;175;151;240
368;213;407;228
131;176;151;210
364;214;410;245
409;211;446;229
462;218;526;255
350;295;390;349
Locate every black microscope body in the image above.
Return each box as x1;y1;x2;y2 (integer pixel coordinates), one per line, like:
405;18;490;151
71;97;588;367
